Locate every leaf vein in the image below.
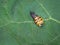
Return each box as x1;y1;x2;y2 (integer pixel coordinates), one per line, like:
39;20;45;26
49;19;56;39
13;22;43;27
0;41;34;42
50;35;60;43
35;0;51;18
50;17;60;24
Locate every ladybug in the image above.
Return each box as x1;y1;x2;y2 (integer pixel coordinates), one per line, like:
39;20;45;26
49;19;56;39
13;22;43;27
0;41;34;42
30;11;44;26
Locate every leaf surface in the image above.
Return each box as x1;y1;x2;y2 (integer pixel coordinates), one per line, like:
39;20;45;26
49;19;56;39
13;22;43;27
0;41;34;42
0;0;60;45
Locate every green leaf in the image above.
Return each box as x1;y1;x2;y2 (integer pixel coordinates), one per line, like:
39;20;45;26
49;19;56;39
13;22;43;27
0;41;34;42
0;0;60;45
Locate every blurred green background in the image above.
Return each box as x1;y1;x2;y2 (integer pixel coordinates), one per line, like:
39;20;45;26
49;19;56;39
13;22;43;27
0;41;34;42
0;0;60;45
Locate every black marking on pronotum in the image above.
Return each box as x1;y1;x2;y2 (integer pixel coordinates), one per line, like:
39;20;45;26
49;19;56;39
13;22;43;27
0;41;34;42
30;11;37;19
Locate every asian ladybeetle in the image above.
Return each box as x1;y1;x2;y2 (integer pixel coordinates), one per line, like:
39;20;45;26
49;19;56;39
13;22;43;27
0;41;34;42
30;11;44;26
